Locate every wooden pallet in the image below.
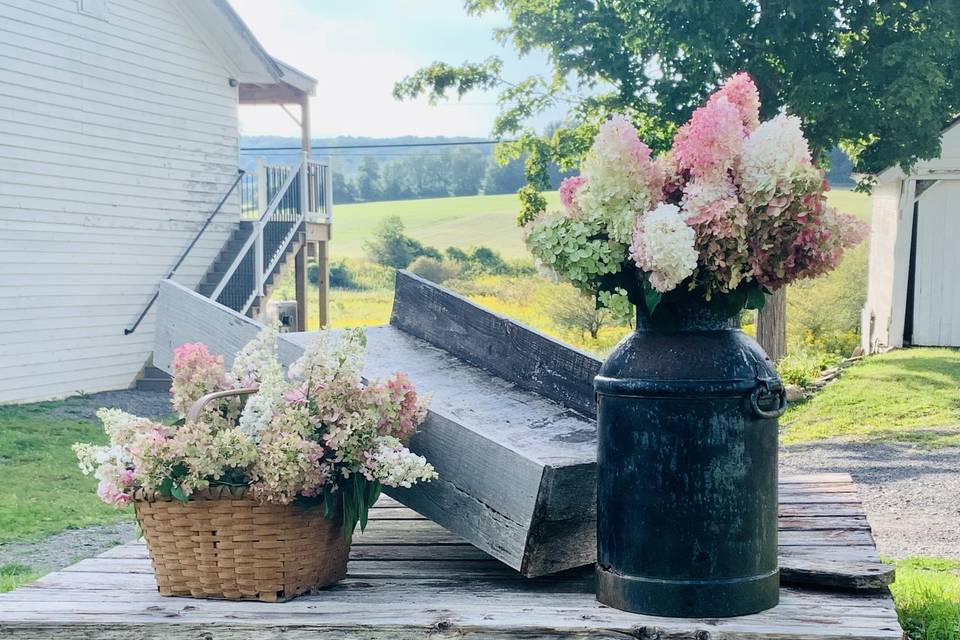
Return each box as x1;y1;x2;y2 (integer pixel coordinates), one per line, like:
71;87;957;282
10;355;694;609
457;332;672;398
0;474;901;639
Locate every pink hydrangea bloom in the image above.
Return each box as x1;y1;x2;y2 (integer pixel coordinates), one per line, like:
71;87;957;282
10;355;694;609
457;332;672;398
559;175;586;214
170;342;225;417
708;72;761;133
672;96;745;179
97;480;131;506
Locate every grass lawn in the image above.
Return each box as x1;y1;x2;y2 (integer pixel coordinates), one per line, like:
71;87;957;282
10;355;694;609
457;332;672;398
782;348;960;445
890;557;960;640
0;564;38;594
0;402;131;545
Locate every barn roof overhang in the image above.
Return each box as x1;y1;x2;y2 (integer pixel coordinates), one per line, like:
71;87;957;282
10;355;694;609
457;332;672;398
171;0;317;105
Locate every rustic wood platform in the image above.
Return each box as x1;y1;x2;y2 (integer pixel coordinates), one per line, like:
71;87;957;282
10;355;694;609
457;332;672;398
0;474;901;639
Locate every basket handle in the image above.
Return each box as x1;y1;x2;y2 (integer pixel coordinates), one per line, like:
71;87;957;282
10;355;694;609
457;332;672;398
186;386;260;424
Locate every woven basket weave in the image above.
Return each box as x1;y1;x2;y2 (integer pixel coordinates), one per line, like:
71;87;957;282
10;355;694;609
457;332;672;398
134;486;349;602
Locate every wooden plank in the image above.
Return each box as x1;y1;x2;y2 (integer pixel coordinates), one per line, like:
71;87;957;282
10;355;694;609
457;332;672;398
0;533;903;640
390;270;601;415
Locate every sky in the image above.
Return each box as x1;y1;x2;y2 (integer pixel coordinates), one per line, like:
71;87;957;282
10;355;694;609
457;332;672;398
228;0;556;139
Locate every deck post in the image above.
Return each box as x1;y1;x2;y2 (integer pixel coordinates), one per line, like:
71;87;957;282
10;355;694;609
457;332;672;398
317;240;329;327
295;242;308;331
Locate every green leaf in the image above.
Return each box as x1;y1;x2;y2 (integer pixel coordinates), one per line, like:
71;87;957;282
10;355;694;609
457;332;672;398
170;484;189;503
158;477;174;498
367;482;382;508
323;485;335;520
643;281;662;314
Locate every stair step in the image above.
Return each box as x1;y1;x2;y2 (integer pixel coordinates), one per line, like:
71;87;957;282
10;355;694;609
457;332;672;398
136;364;171;392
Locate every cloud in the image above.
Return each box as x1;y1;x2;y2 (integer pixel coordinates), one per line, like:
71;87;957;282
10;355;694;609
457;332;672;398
229;0;527;137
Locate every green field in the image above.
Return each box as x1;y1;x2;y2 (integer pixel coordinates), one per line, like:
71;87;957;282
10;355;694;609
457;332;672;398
331;191;562;259
329;188;868;262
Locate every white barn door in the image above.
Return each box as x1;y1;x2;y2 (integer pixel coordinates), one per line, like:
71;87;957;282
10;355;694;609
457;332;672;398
911;181;960;346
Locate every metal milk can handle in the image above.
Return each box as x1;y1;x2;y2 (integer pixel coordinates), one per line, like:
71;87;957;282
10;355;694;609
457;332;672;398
749;375;788;419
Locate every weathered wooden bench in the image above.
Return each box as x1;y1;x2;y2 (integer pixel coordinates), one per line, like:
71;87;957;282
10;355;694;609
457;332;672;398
0;474;901;639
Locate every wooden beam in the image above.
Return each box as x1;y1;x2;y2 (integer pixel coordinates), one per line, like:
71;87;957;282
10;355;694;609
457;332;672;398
238;83;307;105
390;271;601;416
301;95;311;153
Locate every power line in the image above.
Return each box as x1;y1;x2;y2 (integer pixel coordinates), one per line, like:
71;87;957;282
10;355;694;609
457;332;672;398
240;139;515;152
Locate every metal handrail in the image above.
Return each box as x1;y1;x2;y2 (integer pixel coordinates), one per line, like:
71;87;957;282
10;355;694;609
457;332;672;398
124;170;245;335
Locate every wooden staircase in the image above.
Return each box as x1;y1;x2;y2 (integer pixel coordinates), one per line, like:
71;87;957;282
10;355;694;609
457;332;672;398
196;220;307;318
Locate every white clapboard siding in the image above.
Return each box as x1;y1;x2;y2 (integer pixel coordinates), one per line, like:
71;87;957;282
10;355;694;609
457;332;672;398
864;121;960;351
0;0;241;403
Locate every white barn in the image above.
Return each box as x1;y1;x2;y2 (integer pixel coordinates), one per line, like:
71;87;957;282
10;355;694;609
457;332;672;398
862;118;960;352
0;0;326;403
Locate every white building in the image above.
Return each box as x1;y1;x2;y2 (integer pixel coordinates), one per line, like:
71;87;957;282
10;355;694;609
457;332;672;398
862;118;960;352
0;0;328;403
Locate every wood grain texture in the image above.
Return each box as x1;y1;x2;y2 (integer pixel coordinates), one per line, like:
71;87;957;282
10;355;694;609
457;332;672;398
390;270;601;415
286;325;597;577
0;476;902;640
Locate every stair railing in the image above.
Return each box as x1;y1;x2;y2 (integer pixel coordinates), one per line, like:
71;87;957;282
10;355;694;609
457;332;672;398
210;152;330;315
123;170;245;335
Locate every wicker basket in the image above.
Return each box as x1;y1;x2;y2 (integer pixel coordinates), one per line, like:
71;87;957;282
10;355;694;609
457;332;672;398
134;486;349;602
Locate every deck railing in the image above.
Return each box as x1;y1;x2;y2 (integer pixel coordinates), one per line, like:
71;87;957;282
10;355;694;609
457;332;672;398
212;152;331;315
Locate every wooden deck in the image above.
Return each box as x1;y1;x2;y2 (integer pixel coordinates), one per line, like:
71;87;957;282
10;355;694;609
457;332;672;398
0;474;902;639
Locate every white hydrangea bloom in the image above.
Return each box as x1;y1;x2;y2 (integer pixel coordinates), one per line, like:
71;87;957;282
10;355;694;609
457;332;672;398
371;436;437;488
230;324;281;387
629;203;698;293
576;114;662;243
288;328;365;384
739;114;812;198
96;407;151;443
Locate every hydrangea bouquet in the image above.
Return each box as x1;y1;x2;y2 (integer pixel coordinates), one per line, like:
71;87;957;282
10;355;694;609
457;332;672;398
75;326;436;537
525;73;867;317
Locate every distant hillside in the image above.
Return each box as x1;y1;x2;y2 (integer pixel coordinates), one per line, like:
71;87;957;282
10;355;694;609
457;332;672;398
240;135;495;175
239;136;853;203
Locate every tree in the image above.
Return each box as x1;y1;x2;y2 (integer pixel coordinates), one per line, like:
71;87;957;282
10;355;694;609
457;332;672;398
449;147;487;196
355;156;382;201
483;156;526;194
395;0;960;355
331;169;356;204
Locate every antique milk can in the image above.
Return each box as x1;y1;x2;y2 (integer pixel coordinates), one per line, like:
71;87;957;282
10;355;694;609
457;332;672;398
595;302;786;617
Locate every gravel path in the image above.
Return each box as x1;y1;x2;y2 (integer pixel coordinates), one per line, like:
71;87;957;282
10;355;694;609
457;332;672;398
3;388;957;576
781;439;960;560
0;522;139;575
45;388;173;422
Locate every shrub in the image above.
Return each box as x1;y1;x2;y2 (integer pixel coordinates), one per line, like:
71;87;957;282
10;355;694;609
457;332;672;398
408;256;461;284
786;242;868;357
549;285;613;340
778;348;843;387
363;216;440;269
328;261;357;289
445;245;510;276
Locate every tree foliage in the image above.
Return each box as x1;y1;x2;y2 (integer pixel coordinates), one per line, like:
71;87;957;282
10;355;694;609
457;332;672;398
395;0;960;192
